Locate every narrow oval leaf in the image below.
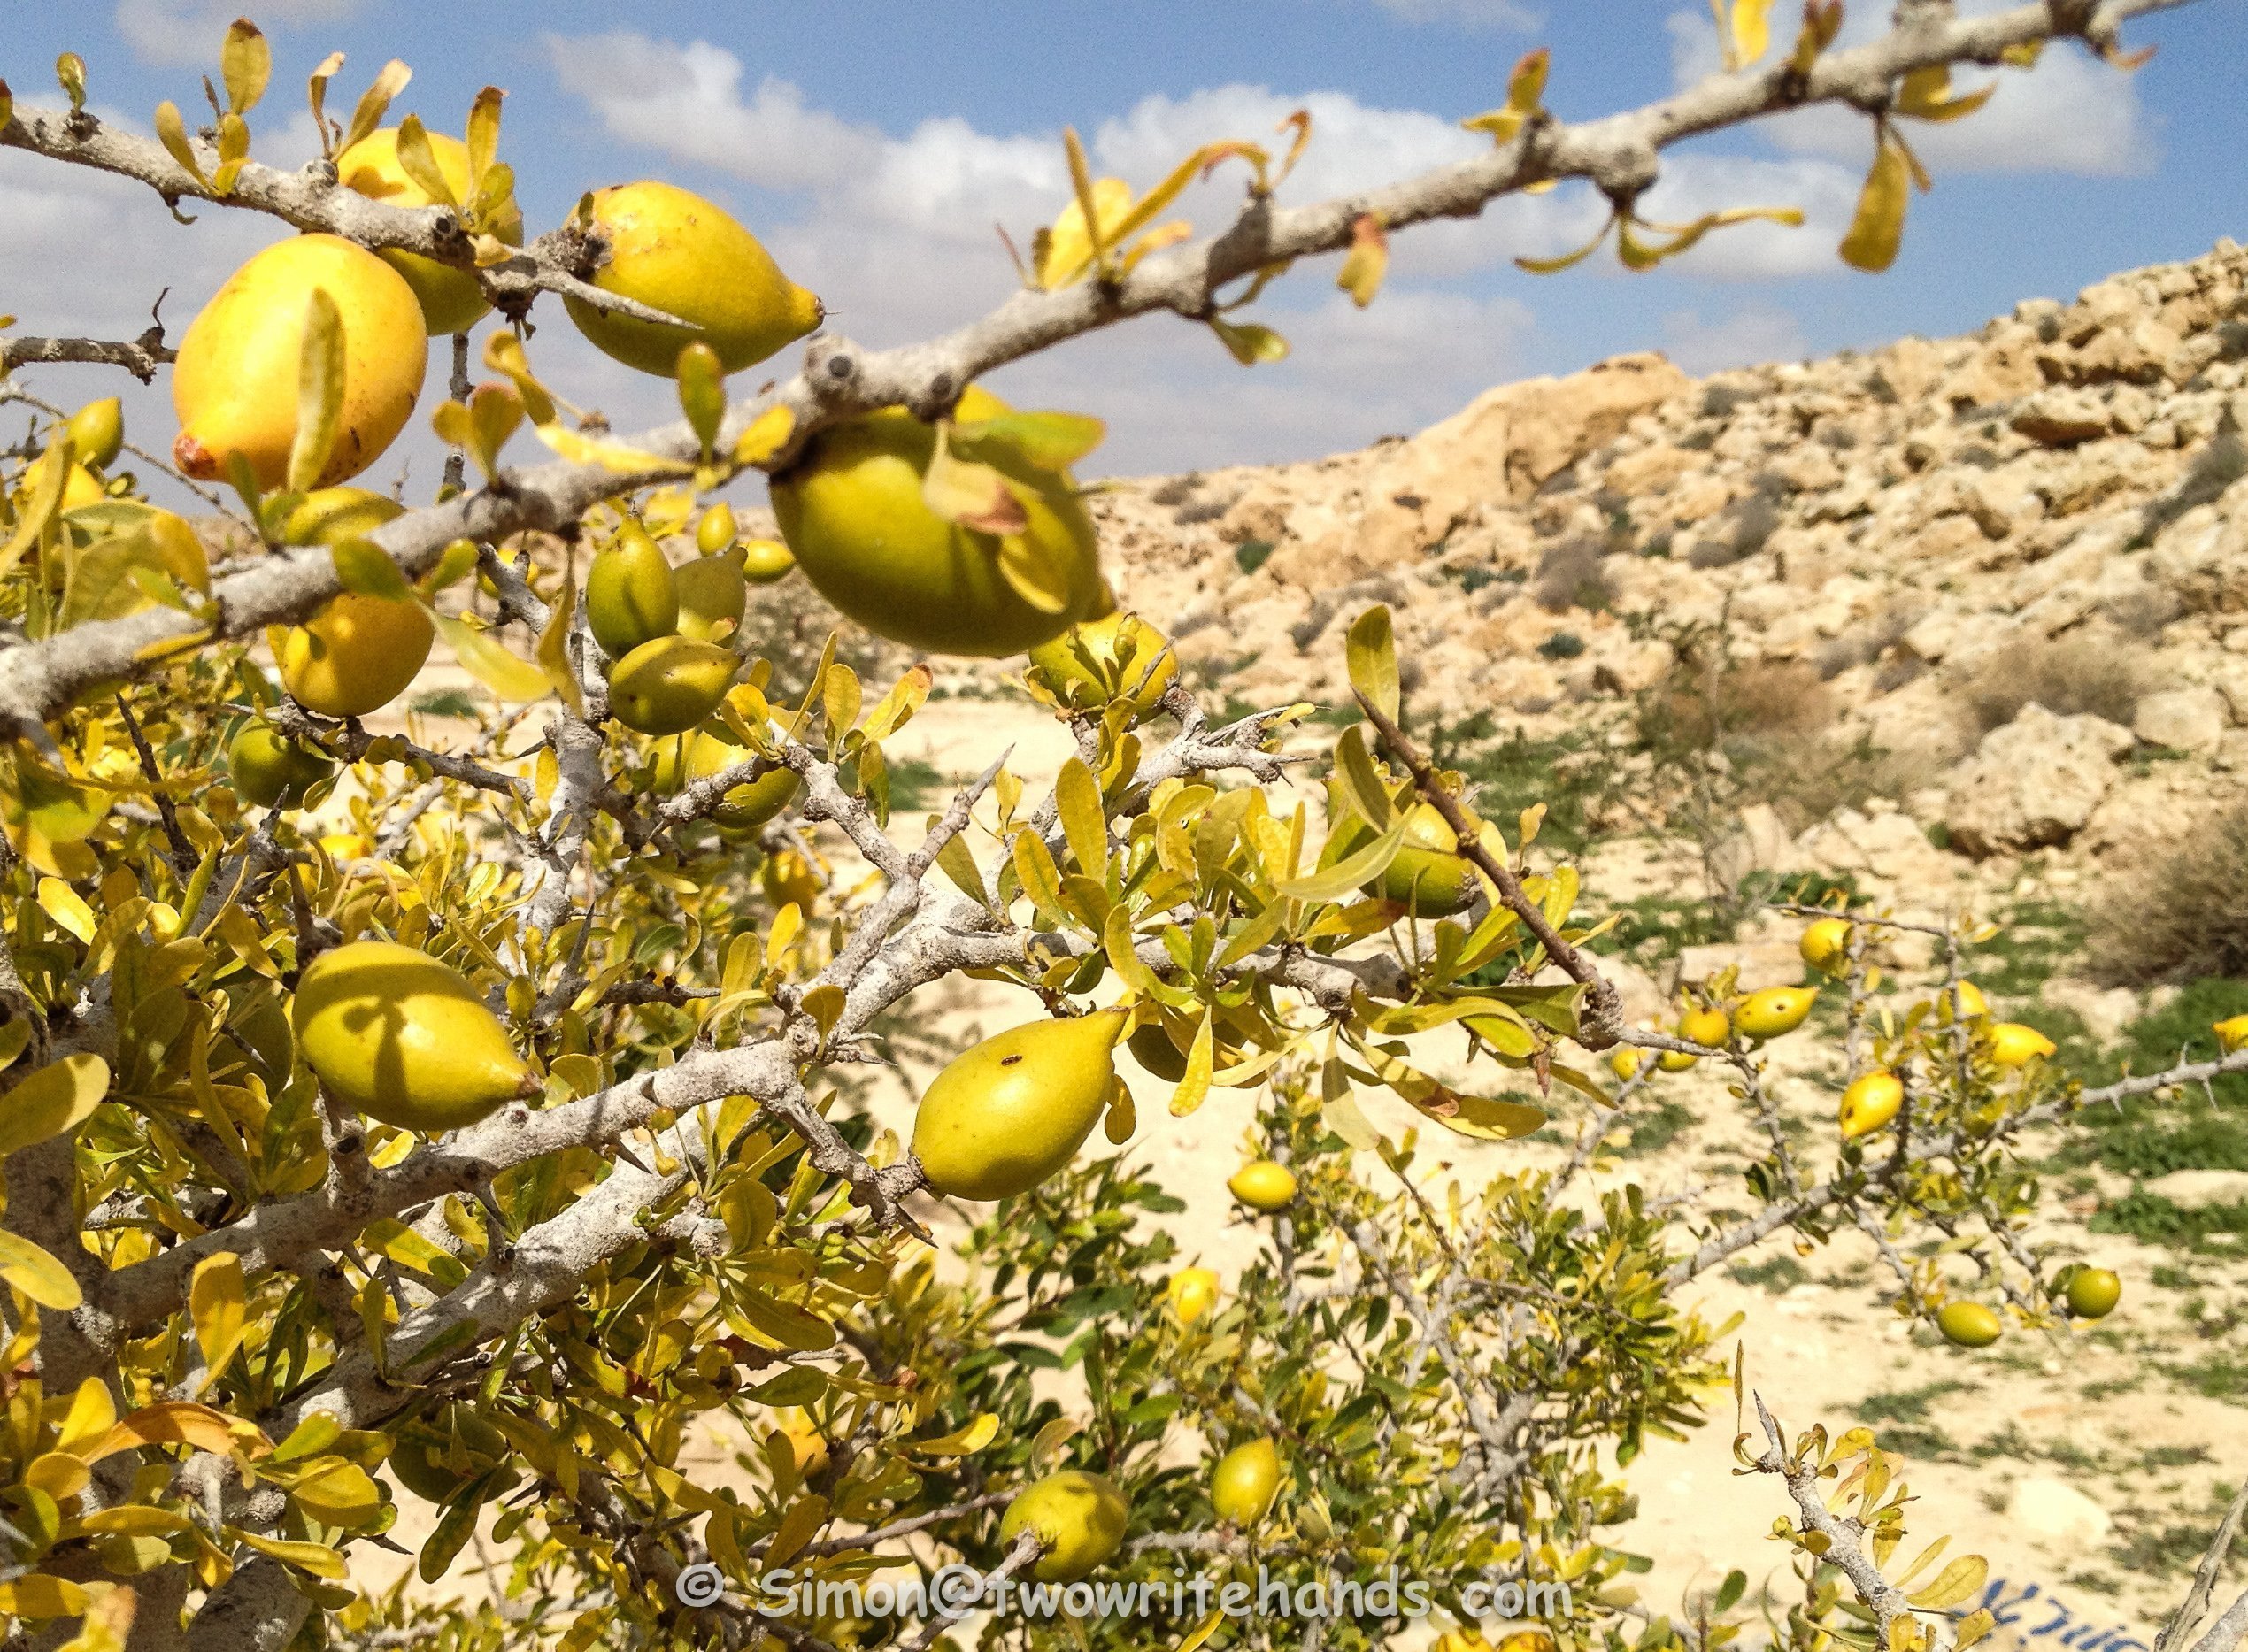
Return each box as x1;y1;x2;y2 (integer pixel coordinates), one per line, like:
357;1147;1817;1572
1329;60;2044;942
435;611;551;703
0;1231;81;1310
0;1053;111;1156
189;1252;248;1390
1840;135;1909;273
287;288;346;493
329;536;413;603
1345;604;1399;724
221;19;271;115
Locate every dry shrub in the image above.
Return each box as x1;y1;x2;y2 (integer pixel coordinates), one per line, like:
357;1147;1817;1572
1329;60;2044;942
1533;534;1613;612
2087;811;2248;986
1962;631;2145;734
1644;657;1832;750
1754;731;1951;833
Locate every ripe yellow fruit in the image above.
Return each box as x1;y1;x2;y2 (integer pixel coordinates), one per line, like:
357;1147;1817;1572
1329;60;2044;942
1941;980;1989;1021
1664;1003;1729;1067
276;486;404;547
2066;1266;2121;1319
1027;611;1178;711
65;398;123;470
1228;1159;1298;1213
606;636;738;736
740;538;797;584
769;385;1103;657
389;1405;512;1504
1365;803;1481;918
1988;1022;2056;1068
763;847;821;912
565;181;821;376
681;732;799;831
2215;1014;2248;1054
292;940;530;1131
1936;1301;2002;1348
777;1413;829;1478
1436;1633;1497;1652
1166;1267;1220;1326
999;1470;1129;1582
1732;986;1818;1041
173;234;427;489
912;1009;1128;1201
1211;1439;1281;1526
227;724;335;808
587;521;679;658
281;593;435;718
673;549;748;643
1610;1047;1648;1080
1838;1071;1905;1140
1799;917;1853;975
335;127;523;335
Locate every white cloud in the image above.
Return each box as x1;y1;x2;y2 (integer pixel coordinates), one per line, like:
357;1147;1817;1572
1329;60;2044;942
114;0;365;67
1661;305;1809;374
1367;0;1539;30
1664;4;2156;178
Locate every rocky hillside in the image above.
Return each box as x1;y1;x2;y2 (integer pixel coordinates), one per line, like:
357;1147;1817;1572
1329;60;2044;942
1084;236;2248;941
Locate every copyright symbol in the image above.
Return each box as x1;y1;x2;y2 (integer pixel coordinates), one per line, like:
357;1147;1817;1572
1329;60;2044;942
675;1562;726;1609
931;1564;987;1616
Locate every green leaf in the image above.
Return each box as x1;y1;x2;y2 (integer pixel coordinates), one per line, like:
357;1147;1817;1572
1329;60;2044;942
0;1055;109;1156
329;536;413;603
434;611;551;703
1344;605;1399;725
735;1292;836;1352
273;1412;343;1464
1333;724;1393;829
950;411;1105;473
287;288;346;493
1840;134;1910;273
153;101;209;187
1279;814;1405;903
1209;318;1290;365
417;1477;489;1583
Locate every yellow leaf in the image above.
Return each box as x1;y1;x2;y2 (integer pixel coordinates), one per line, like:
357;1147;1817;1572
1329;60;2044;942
0;1230;82;1310
78;1505;189;1535
535;564;584;717
535;421;692;476
1280;815;1405;903
1730;0;1774;65
434;612;551;703
1056;758;1107;878
232;1530;348;1578
1907;1554;1989;1610
1336;213;1388;308
1954;1609;1998;1650
189;1253;247;1392
342;58;411;155
26;1450;89;1501
220;18;270;115
0;1053;110;1156
994;532;1074;616
290;1458;384;1527
1170;1013;1215;1118
153;101;208;187
1896;64;1997;122
908;1413;1000;1457
0;435;72;581
734;403;797;466
287;288;347;494
1208;317;1290;365
56;1376;118;1458
481;331;558;426
89;1401;265;1464
0;1574;89;1617
1840;134;1910;273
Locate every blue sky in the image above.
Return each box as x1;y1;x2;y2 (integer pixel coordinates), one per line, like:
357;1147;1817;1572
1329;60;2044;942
4;0;2243;484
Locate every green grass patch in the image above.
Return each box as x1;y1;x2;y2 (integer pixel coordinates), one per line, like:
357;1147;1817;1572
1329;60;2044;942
1729;1254;1809;1292
1621;1095;1696;1156
2090;1191;2248;1250
2052;977;2248;1180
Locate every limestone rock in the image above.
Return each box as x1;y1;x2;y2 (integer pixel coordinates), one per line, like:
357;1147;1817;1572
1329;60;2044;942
2006;1476;2113;1547
2011;388;2113;448
1941;705;2135;856
2134;686;2229;751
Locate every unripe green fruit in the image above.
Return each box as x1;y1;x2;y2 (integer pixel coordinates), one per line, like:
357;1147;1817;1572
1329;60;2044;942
227;724;336;808
1369;803;1479;917
673;549;747;643
2066;1267;2121;1319
697;503;737;555
1211;1439;1281;1526
739;538;796;584
587;522;680;658
769;386;1104;657
1732;987;1818;1041
912;1010;1128;1201
388;1405;513;1504
65;398;124;471
1936;1301;2003;1348
1228;1159;1297;1213
292;941;530;1132
1027;611;1178;711
606;636;738;736
999;1470;1129;1582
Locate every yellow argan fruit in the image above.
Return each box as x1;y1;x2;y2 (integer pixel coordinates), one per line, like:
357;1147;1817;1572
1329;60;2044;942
1664;1004;1730;1070
2215;1014;2248;1054
60;465;105;509
1799;917;1853;975
336;127;522;335
277;486;405;547
65;398;123;470
1732;986;1818;1041
1027;610;1178;711
388;1405;513;1504
1496;1634;1555;1652
740;538;796;584
281;593;436;719
1211;1439;1281;1526
1367;803;1480;918
292;940;530;1132
777;1412;829;1478
673;548;747;643
1610;1048;1648;1080
998;1470;1129;1582
1436;1633;1497;1652
173;234;427;489
319;834;373;861
1166;1267;1220;1326
227;724;335;808
912;1009;1128;1201
565;181;821;376
606;636;737;736
763;847;821;913
682;731;799;831
2066;1266;2121;1319
1228;1159;1298;1213
1936;1301;2002;1348
587;521;679;658
1942;980;1989;1021
769;385;1103;657
1988;1022;2056;1068
1838;1071;1904;1140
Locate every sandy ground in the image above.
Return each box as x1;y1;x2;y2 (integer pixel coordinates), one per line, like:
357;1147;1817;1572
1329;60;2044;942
340;687;2238;1645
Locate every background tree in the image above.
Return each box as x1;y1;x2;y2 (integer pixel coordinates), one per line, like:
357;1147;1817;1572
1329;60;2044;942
0;4;2243;1651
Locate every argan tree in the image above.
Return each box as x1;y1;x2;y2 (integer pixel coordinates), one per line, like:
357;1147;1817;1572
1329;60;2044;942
0;5;2242;1652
